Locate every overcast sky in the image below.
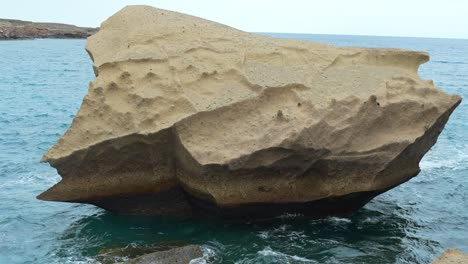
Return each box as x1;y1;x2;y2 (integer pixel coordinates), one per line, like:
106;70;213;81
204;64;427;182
1;0;467;39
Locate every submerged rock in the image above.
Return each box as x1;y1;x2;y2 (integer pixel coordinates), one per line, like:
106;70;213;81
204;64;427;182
432;249;468;264
96;241;188;263
122;245;204;264
38;5;461;218
95;242;202;264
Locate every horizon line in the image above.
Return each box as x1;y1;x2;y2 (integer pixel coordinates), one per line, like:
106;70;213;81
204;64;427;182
2;16;467;41
257;31;468;41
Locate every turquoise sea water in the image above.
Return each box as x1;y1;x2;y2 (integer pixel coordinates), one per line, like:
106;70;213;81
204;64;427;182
0;35;466;264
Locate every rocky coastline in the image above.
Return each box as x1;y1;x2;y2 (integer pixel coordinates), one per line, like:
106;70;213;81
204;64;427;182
0;18;97;40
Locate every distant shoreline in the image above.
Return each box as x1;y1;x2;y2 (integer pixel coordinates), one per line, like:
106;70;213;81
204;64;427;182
0;18;98;40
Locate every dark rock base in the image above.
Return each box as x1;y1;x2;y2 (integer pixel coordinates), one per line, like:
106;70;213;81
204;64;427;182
72;187;391;221
187;189;388;221
85;186;192;217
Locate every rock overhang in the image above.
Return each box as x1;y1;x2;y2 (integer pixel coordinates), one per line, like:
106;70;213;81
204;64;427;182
38;5;462;219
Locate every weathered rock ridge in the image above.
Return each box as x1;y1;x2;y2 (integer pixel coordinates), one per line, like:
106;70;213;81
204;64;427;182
0;18;97;40
38;5;461;218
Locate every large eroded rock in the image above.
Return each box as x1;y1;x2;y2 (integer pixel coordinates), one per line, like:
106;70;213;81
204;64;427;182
38;5;461;218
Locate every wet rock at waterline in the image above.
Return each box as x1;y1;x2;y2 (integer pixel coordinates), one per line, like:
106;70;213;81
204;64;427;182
38;5;461;219
95;243;203;264
122;245;204;264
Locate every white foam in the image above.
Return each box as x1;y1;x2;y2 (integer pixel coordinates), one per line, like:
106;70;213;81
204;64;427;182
257;246;317;263
277;213;304;219
257;231;270;239
189;247;216;264
420;147;467;171
50;256;96;264
327;216;352;224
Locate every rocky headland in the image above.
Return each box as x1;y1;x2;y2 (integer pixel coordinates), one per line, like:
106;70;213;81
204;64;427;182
38;5;461;219
0;18;97;40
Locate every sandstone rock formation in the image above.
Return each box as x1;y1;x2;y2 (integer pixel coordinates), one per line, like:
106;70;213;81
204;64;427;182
432;249;468;264
0;18;97;40
38;5;461;218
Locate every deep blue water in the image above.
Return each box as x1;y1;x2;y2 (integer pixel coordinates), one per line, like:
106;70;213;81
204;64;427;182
0;34;466;264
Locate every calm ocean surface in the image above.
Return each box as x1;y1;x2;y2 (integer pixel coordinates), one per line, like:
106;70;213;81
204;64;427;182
0;34;466;264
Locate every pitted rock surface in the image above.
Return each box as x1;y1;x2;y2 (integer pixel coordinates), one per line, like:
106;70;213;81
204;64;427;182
38;5;461;218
